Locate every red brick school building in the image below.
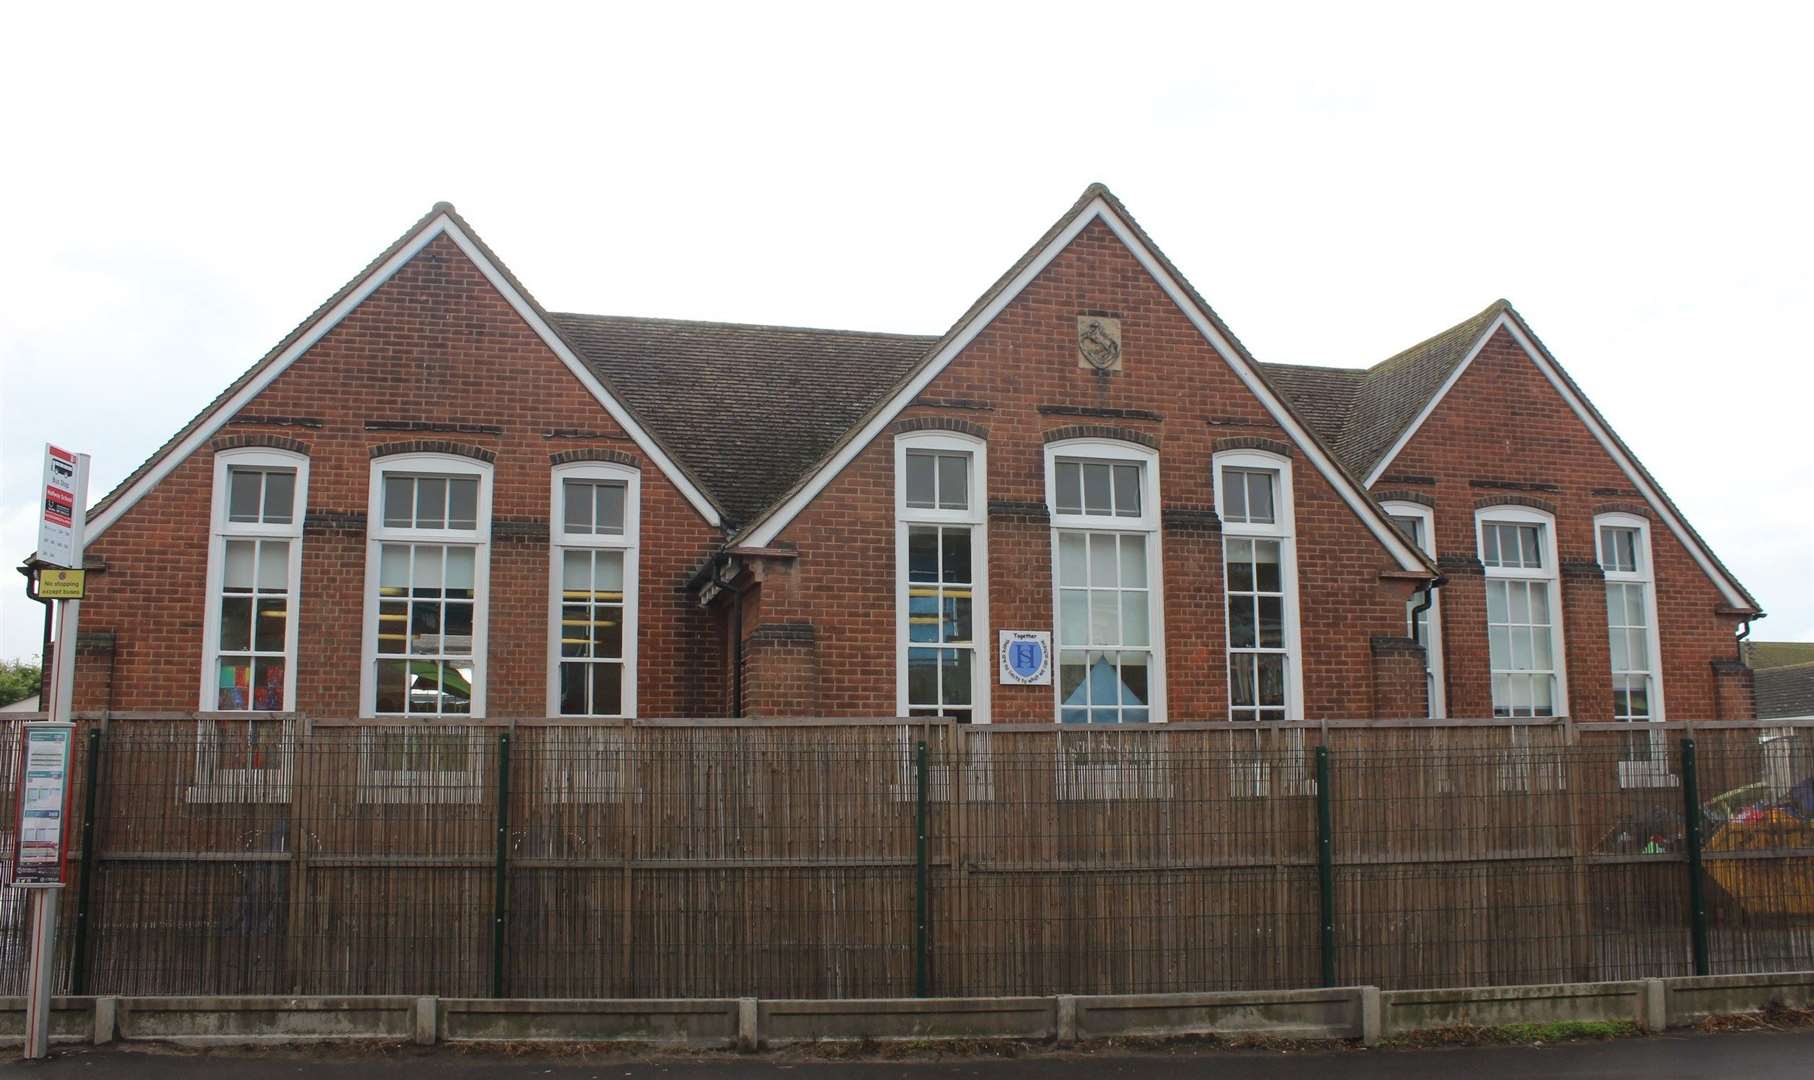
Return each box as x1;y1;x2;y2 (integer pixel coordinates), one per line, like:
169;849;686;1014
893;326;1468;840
56;185;1762;726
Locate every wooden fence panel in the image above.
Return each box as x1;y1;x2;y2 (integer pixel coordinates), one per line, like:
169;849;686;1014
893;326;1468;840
8;716;1813;998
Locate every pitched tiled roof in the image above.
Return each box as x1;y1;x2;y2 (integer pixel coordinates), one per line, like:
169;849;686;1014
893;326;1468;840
1262;298;1761;614
61;193;1755;615
1252;364;1364;447
1755;661;1814;719
552;315;937;526
81;204;458;530
1338;302;1509;475
1261;301;1507;476
77;202;729;539
1745;641;1814;670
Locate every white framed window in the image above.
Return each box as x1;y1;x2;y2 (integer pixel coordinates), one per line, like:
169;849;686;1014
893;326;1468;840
1591;512;1675;779
201;448;308;713
896;433;988;724
1476;506;1567;718
1215;450;1303;722
360;454;493;718
1598;513;1665;726
1382;501;1446;719
1046;440;1164;724
548;462;640;718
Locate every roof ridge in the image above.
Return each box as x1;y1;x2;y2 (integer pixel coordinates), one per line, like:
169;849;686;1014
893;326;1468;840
552;312;939;341
82;202;455;527
1259;360;1370;376
1363;299;1509;379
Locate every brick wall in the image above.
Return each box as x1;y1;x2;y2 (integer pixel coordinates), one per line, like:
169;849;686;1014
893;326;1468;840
70;222;1746;727
1380;326;1749;720
75;234;725;718
750;219;1425;722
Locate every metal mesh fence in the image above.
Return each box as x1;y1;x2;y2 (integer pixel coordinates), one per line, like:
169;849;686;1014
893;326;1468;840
0;721;21;994
3;718;1812;999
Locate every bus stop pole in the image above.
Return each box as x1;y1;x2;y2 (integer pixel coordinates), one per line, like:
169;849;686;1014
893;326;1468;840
22;451;87;1060
23;890;60;1059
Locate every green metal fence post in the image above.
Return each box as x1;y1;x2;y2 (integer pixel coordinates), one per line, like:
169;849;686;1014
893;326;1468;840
70;728;102;995
1681;737;1709;976
492;731;511;998
1315;745;1336;988
915;739;930;998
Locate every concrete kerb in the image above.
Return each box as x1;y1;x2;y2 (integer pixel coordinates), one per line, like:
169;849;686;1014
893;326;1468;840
1641;978;1666;1032
5;973;1812;1051
1663;970;1814;1026
94;996;117;1045
1379;980;1646;1036
437;998;739;1045
1072;987;1368;1042
0;996;95;1046
413;996;435;1046
737;998;757;1052
115;996;421;1045
1358;986;1382;1045
757;997;1056;1047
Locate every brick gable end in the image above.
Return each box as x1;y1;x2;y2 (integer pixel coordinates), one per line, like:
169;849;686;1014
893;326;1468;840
755;218;1423;722
76;234;724;718
1386;325;1745;719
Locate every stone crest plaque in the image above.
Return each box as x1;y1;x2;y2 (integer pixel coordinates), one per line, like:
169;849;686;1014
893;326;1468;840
1077;315;1122;371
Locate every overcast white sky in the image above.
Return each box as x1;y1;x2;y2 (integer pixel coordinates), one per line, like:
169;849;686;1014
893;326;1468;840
2;1;1810;665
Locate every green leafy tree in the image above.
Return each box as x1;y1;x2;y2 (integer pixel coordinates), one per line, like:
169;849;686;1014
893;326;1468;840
0;657;42;708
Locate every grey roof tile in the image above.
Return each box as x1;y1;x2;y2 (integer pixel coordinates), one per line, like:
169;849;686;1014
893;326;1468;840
1745;641;1814;670
1756;662;1814;719
1261;299;1761;614
1261;302;1507;477
1253;364;1365;447
65;194;1756;617
552;314;936;526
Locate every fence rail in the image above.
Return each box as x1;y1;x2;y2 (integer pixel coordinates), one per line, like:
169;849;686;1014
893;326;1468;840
3;718;1812;999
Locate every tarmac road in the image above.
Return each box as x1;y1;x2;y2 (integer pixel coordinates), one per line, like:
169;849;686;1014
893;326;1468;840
5;1030;1814;1079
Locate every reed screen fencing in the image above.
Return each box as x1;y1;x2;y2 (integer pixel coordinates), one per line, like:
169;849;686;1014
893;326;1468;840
2;719;1810;999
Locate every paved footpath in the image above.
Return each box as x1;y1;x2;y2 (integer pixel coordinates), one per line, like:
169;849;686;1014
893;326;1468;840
4;1031;1813;1078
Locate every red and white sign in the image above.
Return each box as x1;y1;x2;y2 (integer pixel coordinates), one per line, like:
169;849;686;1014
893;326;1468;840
37;445;80;568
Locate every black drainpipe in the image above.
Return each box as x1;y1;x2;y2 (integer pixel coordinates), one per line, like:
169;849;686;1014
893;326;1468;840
17;563;51;680
1409;574;1447;638
708;553;754;717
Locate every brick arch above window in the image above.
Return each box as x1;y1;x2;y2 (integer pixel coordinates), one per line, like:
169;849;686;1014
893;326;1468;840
210;433;311;456
890;416;990;440
1593;501;1653;519
369;439;497;464
1212;435;1292;458
1374;490;1435;508
1474;493;1556;515
550;447;640;468
1042;424;1158;449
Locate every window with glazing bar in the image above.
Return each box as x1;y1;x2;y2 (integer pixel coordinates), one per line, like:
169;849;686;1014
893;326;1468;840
203;449;307;712
1478;509;1565;717
363;455;492;718
1384;502;1445;718
1216;451;1301;722
1597;515;1661;724
1047;442;1161;724
550;463;638;717
897;435;986;722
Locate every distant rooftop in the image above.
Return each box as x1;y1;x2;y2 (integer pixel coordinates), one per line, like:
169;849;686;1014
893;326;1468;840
1743;641;1814;670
